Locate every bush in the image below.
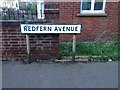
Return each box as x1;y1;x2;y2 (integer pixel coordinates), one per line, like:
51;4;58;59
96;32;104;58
58;42;72;59
59;41;119;60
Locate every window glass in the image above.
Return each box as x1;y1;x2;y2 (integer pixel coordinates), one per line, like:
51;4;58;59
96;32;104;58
82;0;91;10
3;2;6;7
94;0;103;10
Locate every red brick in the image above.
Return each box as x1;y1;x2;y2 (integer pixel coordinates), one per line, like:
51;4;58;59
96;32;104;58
58;2;118;42
1;22;59;60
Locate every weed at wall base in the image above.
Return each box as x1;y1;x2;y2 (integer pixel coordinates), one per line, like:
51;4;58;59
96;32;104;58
59;41;119;61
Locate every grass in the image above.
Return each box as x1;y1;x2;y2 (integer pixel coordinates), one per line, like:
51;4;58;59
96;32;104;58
58;41;119;61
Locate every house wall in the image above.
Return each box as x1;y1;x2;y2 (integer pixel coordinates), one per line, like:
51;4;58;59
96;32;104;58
45;2;59;23
59;2;119;42
118;1;120;41
1;21;59;60
1;2;119;61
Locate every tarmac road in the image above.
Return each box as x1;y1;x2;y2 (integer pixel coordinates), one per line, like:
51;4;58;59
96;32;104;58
2;60;119;88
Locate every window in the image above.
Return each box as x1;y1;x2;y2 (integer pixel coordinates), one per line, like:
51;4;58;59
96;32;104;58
37;0;44;19
81;0;106;14
3;2;7;7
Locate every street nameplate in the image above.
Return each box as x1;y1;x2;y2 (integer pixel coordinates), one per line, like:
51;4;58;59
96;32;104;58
21;24;82;34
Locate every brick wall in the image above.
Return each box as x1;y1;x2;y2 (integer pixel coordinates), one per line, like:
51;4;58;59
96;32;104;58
1;21;59;60
1;2;119;60
0;22;2;61
45;2;59;23
59;2;119;42
118;1;120;41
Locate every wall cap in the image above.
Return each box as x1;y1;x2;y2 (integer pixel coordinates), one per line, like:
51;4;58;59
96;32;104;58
0;20;47;23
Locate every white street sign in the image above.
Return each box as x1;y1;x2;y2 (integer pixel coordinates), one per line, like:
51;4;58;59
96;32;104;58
21;24;82;34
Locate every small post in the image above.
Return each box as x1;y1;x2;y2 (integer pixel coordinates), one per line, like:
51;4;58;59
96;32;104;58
72;34;76;62
26;34;31;63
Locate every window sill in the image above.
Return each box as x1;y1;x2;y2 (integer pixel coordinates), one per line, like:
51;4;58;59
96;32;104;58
76;13;107;17
44;9;59;14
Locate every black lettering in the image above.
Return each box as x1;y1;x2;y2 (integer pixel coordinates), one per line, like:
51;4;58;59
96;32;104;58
58;27;62;31
40;26;43;31
32;26;35;31
48;27;52;31
43;26;47;31
24;26;28;31
66;27;70;31
54;27;58;31
71;27;74;31
36;26;39;31
75;26;78;31
28;26;31;31
63;26;65;31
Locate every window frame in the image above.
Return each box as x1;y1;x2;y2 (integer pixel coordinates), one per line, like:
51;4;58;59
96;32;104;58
37;0;44;19
3;2;7;7
80;0;106;14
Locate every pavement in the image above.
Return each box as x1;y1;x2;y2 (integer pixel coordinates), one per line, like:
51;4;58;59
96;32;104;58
2;60;119;88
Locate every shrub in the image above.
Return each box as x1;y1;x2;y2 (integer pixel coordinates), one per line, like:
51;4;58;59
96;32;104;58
59;41;119;61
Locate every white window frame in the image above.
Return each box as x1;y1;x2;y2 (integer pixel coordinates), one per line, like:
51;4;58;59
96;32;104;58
3;2;7;7
37;0;44;19
81;0;106;14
